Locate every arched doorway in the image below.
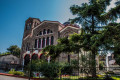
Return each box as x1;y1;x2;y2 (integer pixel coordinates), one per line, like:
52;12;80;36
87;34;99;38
32;54;38;60
24;54;30;66
40;54;46;60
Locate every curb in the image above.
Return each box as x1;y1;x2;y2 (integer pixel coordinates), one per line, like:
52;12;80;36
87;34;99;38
0;73;28;79
0;73;48;80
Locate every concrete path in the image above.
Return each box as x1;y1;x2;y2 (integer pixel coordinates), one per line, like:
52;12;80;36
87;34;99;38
0;75;31;80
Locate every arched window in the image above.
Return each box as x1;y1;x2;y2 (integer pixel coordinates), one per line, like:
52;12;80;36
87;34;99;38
68;54;70;63
34;22;36;27
47;29;50;34
42;38;45;48
46;37;49;46
26;24;31;30
43;29;46;34
51;36;54;45
26;43;30;51
34;39;37;48
38;38;41;48
39;31;42;35
51;30;53;33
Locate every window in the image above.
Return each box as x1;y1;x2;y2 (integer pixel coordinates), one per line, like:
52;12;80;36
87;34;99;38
42;38;45;48
68;54;70;63
34;22;36;27
26;43;30;51
26;24;31;30
39;31;42;35
38;38;41;48
34;39;37;48
47;29;50;34
51;36;54;45
43;29;46;34
46;37;49;46
51;30;53;33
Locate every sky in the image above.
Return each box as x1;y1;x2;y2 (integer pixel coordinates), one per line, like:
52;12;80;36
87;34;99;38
0;0;117;53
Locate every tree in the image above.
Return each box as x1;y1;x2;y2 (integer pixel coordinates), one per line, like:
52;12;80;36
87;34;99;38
7;45;21;57
70;0;112;77
57;37;80;64
43;37;80;63
101;23;120;65
104;1;120;21
0;52;11;56
43;45;63;62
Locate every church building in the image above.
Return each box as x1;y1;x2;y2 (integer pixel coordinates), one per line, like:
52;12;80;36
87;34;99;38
21;17;80;65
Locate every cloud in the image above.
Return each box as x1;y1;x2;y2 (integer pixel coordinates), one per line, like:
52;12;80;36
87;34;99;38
106;0;117;12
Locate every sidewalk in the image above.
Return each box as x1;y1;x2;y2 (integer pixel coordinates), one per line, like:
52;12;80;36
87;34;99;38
0;75;29;80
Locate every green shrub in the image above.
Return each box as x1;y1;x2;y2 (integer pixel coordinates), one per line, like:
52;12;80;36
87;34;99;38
39;62;60;79
8;69;15;74
99;61;104;70
71;59;79;70
104;75;114;80
106;71;114;75
61;63;73;75
8;69;24;76
14;71;24;76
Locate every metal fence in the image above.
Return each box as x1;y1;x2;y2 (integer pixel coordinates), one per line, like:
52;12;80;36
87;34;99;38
58;67;120;80
30;67;120;80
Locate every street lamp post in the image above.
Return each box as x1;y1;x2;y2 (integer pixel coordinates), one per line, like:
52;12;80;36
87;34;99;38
27;47;38;80
27;47;34;80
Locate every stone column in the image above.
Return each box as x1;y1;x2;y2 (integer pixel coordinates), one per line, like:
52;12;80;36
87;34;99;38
23;58;24;66
45;38;46;47
42;31;43;35
41;38;42;48
22;58;24;71
48;56;50;63
37;39;39;48
46;30;47;34
49;37;51;45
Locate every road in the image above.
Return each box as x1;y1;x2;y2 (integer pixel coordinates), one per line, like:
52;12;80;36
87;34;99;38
0;75;32;80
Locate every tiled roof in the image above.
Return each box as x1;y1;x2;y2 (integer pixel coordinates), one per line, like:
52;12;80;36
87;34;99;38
59;24;80;31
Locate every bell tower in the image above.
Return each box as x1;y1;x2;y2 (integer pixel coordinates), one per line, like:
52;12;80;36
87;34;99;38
23;17;41;38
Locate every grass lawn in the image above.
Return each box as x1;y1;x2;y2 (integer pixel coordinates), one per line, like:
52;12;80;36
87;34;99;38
55;75;120;80
112;76;120;80
33;74;120;80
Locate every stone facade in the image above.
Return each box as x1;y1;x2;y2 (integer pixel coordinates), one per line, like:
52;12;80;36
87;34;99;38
21;17;80;65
